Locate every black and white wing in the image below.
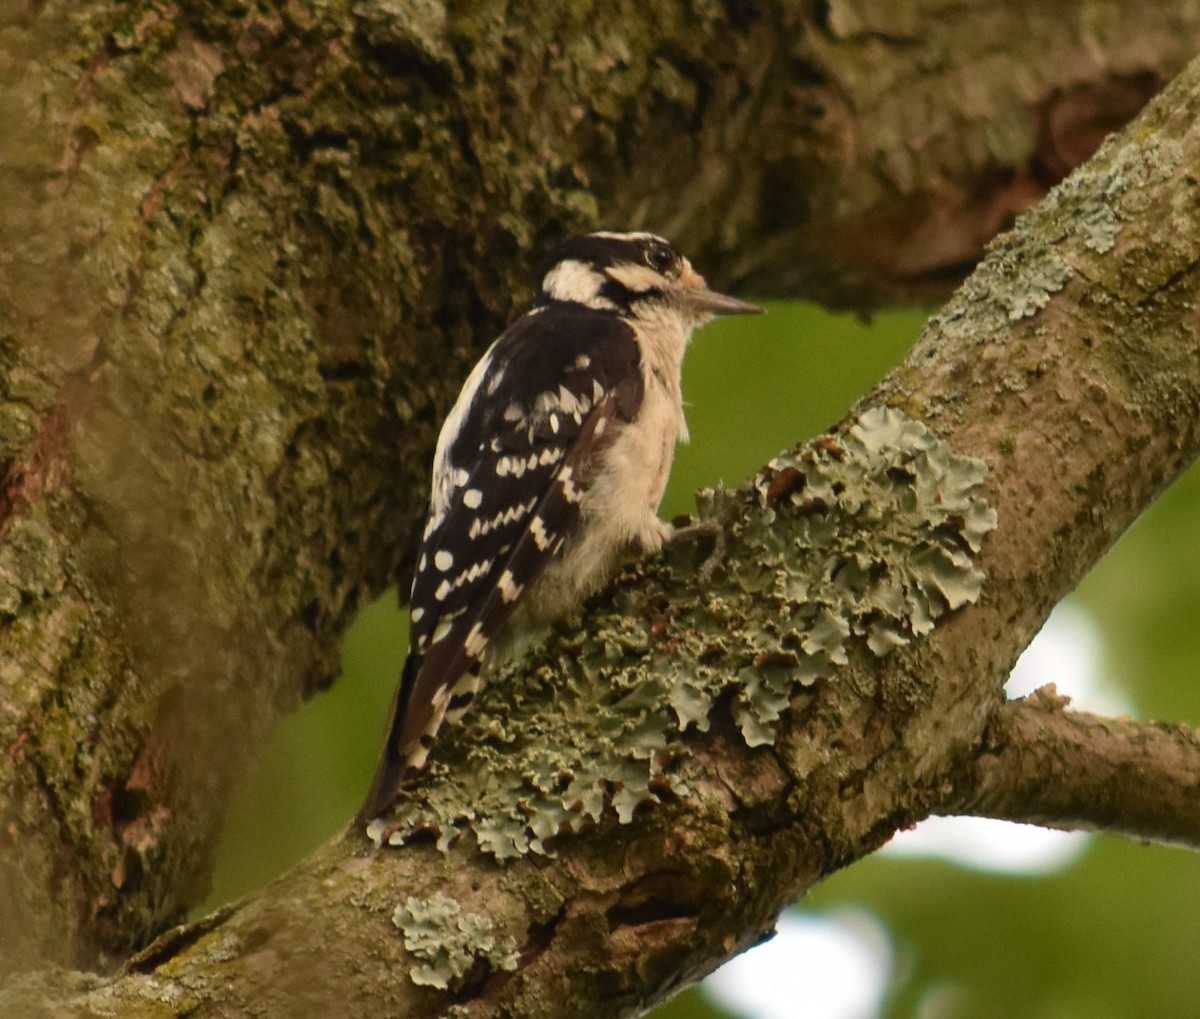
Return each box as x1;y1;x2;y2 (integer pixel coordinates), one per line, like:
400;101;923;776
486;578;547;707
362;304;643;816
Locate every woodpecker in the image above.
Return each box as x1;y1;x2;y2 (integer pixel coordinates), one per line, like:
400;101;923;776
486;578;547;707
362;231;760;819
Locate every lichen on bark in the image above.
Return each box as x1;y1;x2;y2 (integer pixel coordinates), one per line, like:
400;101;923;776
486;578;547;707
368;408;996;859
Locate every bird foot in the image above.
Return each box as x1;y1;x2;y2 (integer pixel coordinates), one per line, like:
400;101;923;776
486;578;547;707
669;517;726;582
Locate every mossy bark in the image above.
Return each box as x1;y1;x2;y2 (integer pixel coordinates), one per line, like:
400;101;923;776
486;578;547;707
1;0;1199;1010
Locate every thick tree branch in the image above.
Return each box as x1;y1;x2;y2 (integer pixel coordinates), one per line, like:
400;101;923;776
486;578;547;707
3;41;1199;1019
942;688;1200;849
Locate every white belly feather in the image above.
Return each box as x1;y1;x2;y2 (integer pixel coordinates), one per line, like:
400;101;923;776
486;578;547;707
518;360;686;627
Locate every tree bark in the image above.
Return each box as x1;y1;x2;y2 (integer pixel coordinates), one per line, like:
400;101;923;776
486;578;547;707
1;0;1198;1011
945;688;1200;849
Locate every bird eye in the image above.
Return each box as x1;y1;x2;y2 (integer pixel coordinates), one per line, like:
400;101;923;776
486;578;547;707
645;242;678;276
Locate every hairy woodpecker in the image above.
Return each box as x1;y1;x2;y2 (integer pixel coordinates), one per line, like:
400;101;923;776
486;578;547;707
362;231;760;819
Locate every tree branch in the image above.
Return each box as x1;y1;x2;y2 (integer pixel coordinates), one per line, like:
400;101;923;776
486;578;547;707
943;687;1200;849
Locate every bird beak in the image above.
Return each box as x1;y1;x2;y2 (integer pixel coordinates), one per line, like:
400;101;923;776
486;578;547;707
673;264;763;316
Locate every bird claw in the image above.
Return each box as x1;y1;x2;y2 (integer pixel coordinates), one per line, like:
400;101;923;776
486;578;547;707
669;518;726;582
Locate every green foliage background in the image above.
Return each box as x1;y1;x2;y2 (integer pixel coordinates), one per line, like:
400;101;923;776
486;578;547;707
205;305;1200;1018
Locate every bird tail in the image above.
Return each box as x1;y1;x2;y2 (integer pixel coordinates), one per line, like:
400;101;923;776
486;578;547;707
358;653;421;823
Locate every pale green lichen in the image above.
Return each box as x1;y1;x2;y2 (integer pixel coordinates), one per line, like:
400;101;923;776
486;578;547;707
369;408;997;859
392;893;520;990
723;406;997;741
1078;200;1122;254
1004;252;1072;321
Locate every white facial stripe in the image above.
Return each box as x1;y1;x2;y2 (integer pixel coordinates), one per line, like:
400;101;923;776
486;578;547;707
541;259;612;308
589;231;665;244
604;261;668;294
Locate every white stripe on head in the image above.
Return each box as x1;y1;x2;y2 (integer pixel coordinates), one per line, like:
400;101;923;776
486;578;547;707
605;261;669;294
540;259;617;310
588;230;666;245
